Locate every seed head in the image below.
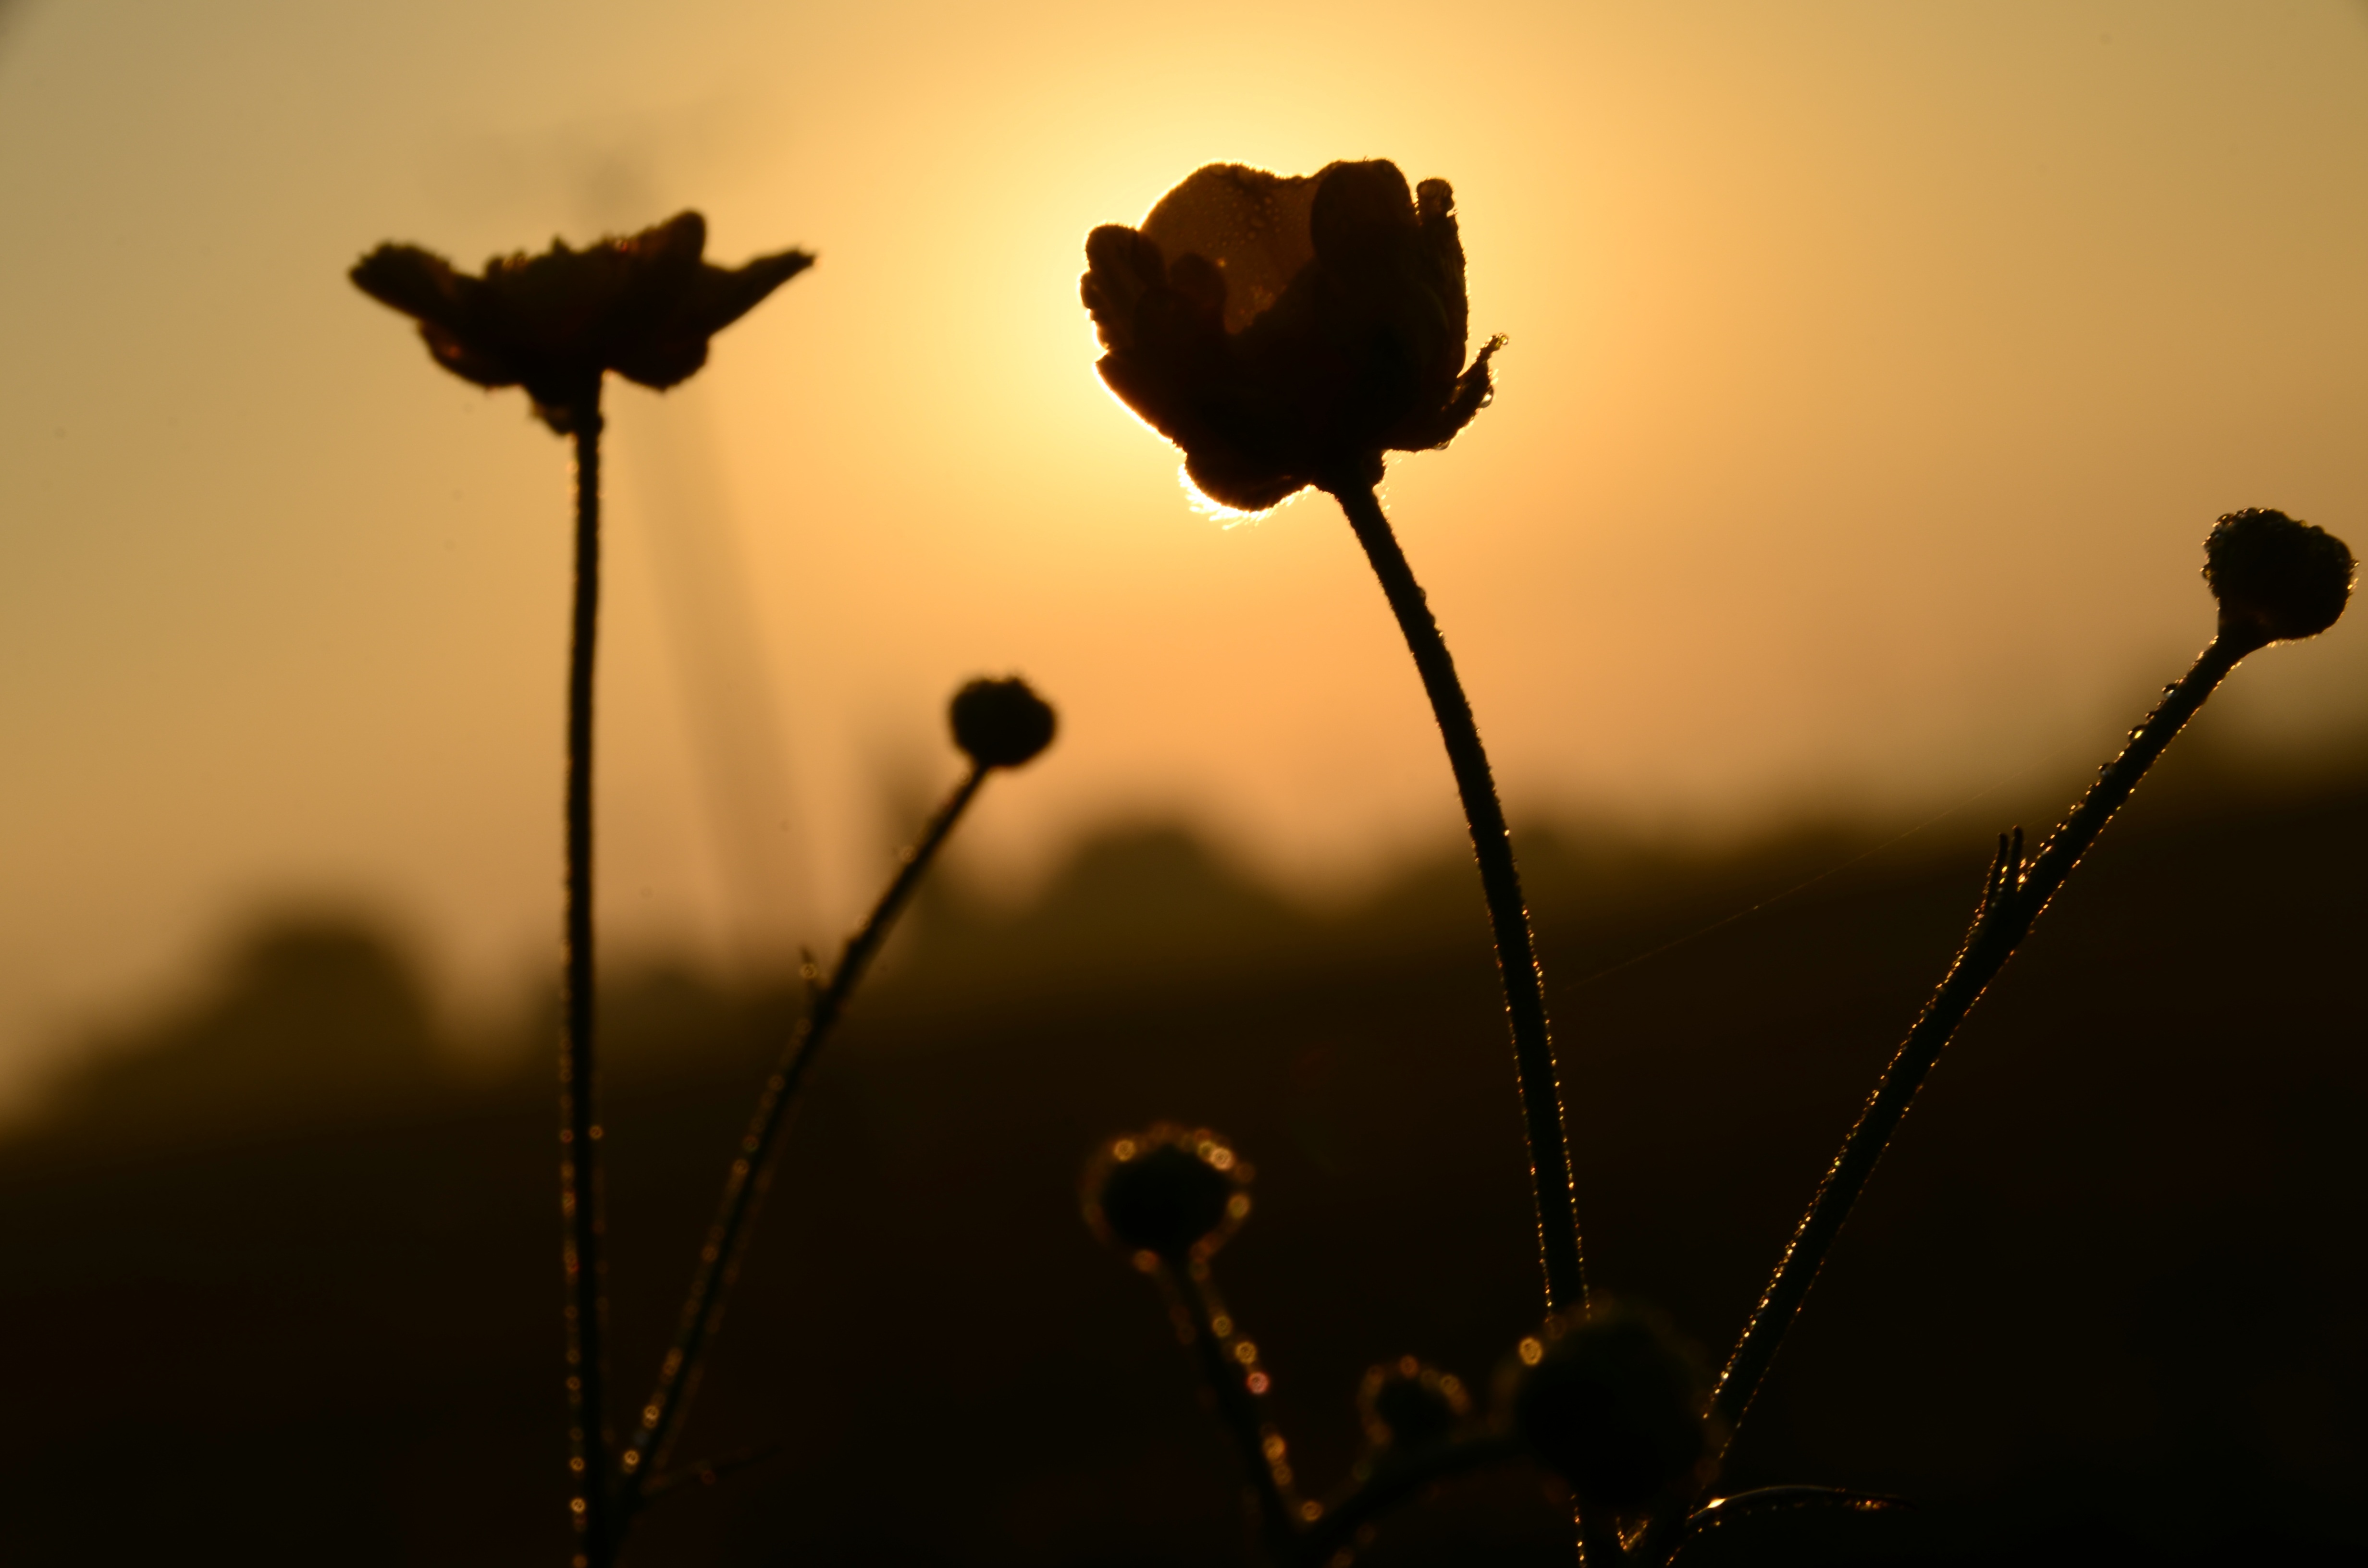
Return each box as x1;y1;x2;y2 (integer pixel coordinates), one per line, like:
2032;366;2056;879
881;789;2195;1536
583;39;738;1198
1358;1356;1470;1452
1081;1125;1250;1262
2204;508;2353;648
949;676;1057;770
1511;1304;1712;1515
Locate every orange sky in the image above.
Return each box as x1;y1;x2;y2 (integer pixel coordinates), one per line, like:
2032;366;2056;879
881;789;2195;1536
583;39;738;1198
1;0;2363;1107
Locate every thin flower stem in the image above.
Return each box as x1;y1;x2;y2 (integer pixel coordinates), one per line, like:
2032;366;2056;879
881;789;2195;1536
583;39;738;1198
558;398;615;1568
1297;1434;1522;1563
1708;633;2257;1446
615;766;988;1520
1169;1259;1304;1562
1327;479;1585;1316
1578;1507;1629;1565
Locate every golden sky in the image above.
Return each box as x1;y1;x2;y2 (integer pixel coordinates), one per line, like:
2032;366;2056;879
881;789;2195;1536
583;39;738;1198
0;0;2363;1105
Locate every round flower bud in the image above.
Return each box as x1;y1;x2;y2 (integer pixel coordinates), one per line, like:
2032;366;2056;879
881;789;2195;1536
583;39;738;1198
1511;1305;1710;1515
949;676;1057;770
1358;1355;1470;1452
2204;508;2353;646
1081;1125;1250;1261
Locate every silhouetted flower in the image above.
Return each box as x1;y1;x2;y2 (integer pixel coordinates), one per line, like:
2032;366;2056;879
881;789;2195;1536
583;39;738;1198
1511;1304;1713;1515
2204;507;2353;647
351;211;812;432
949;676;1058;770
1082;1125;1251;1261
1358;1356;1470;1451
1082;160;1502;512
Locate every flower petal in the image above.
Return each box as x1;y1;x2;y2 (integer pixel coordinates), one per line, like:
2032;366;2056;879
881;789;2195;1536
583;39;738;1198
1395;334;1502;452
350;244;473;332
1081;225;1166;352
1139;165;1320;335
418;323;522;390
611;249;814;391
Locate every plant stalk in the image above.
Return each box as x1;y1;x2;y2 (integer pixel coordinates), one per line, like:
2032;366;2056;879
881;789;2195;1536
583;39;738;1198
1171;1259;1304;1561
559;398;614;1568
1709;633;2256;1444
1327;478;1585;1316
1298;1435;1522;1563
616;766;988;1518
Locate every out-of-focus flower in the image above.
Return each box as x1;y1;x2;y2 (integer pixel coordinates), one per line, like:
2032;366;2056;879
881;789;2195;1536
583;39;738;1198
2203;507;2353;647
1082;160;1502;512
1082;1125;1252;1262
351;211;812;432
1511;1304;1714;1515
950;676;1058;770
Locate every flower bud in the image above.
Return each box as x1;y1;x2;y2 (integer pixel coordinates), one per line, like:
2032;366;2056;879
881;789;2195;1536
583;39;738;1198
1081;1125;1250;1261
1511;1304;1711;1515
2204;508;2353;647
1358;1355;1469;1451
949;676;1057;770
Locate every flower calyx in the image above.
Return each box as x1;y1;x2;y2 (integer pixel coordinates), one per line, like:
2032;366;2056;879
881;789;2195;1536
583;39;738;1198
1083;160;1502;513
351;211;813;432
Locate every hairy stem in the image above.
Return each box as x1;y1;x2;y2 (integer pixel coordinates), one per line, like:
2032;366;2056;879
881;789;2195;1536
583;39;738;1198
1578;1508;1629;1566
559;400;614;1568
1170;1260;1304;1561
1709;634;2254;1444
615;767;988;1519
1327;479;1585;1316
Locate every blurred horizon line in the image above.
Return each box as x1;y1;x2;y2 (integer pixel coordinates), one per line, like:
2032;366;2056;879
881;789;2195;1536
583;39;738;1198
12;718;2364;1134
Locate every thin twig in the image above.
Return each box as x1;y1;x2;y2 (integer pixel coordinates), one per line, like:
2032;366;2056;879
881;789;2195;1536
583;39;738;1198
558;396;615;1568
1707;634;2255;1447
615;767;988;1518
1325;478;1585;1319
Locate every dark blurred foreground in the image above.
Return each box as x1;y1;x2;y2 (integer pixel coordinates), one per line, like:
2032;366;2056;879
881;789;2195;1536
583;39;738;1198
3;740;2364;1567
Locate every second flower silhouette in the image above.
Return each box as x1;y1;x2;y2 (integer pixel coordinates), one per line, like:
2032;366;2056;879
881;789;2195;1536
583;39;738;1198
353;211;813;432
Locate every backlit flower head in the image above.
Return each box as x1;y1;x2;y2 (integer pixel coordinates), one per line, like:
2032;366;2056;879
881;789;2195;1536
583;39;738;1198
351;211;813;432
1082;160;1502;512
2202;507;2353;649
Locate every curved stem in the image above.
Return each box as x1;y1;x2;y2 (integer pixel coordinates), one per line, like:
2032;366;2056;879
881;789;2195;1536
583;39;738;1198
559;400;614;1568
1578;1508;1629;1565
1169;1259;1304;1561
1297;1435;1522;1563
615;767;987;1518
1327;479;1585;1316
1708;635;2253;1444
